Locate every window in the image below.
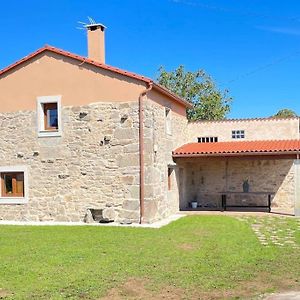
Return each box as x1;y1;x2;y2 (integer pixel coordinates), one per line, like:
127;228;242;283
165;107;172;135
44;103;58;130
198;137;218;143
232;130;245;139
1;173;24;197
0;166;28;204
168;168;172;191
37;95;62;137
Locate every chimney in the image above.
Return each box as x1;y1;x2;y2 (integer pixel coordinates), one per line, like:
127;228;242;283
86;23;106;64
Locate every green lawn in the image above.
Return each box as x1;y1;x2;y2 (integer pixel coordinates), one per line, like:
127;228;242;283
0;216;299;299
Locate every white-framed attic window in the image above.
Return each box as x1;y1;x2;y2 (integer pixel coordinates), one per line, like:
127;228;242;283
37;95;62;137
0;166;29;204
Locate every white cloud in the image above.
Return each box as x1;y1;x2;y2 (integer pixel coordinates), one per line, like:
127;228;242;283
256;25;300;36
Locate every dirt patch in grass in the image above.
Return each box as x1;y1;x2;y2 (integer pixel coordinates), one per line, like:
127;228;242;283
178;243;195;251
100;278;184;300
0;288;13;299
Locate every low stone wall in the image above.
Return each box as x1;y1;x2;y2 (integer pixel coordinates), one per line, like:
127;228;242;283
175;157;295;211
0;101;141;222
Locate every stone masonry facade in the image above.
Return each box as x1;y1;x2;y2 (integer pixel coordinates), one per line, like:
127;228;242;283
142;100;188;222
0;101;143;222
188;118;300;142
176;157;295;211
0;100;299;222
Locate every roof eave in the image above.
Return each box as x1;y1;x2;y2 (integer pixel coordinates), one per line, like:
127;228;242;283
173;150;300;158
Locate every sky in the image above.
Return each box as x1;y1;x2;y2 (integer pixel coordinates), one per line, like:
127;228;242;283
0;0;300;118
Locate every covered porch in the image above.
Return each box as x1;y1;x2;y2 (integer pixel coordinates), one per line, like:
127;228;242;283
172;140;300;215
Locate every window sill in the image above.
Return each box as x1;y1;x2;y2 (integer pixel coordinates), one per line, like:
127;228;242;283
38;130;62;138
0;197;28;204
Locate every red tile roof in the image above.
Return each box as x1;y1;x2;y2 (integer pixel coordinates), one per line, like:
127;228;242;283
0;45;191;108
173;140;300;157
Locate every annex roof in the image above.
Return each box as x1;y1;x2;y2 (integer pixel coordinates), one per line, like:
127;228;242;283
0;45;192;108
173;139;300;157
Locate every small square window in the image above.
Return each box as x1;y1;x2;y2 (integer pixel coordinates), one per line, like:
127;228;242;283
1;172;24;197
37;96;62;137
232;130;245;139
0;166;28;204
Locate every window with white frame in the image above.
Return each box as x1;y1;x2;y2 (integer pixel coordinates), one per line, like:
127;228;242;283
165;107;172;135
0;166;28;204
232;130;245;139
37;95;62;137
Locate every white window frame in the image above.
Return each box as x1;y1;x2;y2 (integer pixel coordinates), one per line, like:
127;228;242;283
0;166;29;204
165;107;172;136
232;130;245;139
37;95;62;137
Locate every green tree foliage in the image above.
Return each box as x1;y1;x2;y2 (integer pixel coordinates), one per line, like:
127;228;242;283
157;65;232;121
273;109;298;118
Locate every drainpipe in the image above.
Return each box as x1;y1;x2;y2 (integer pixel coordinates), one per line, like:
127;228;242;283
139;82;153;224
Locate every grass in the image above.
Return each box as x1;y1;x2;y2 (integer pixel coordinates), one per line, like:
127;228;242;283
0;215;299;299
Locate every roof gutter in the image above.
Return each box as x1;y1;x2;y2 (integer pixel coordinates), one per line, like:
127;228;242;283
139;82;153;224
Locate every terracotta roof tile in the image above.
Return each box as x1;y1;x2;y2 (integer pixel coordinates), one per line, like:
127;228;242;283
173;140;300;157
0;45;191;108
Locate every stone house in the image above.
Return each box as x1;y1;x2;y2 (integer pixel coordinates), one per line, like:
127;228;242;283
0;23;299;223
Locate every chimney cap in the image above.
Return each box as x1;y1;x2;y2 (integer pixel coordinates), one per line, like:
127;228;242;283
85;23;106;31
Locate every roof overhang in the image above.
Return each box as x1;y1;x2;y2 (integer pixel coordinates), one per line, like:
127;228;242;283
173;140;300;158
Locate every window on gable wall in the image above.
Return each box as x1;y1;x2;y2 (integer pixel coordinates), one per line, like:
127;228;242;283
165;107;172;135
232;130;245;139
37;96;62;137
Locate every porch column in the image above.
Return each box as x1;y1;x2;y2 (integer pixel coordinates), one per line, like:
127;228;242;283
294;159;300;216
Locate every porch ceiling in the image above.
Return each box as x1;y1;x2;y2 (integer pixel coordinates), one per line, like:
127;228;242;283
173;139;300;158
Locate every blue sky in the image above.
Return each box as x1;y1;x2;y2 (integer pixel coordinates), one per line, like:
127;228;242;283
1;0;300;118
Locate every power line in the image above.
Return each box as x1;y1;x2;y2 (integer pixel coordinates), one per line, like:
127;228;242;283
171;0;300;23
221;49;300;86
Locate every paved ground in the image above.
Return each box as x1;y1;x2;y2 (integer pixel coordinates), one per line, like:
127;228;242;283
0;213;185;228
263;292;300;299
235;215;300;248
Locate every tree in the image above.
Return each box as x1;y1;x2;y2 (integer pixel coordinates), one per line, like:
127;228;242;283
157;65;232;121
273;109;298;118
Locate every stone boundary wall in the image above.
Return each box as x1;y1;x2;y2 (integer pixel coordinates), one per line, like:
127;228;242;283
0;101;141;223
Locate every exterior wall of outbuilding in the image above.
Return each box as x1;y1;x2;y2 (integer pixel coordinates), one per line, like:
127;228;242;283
175;157;295;212
188;118;300;142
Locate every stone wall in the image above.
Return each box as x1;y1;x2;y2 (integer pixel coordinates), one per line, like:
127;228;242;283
0;101;141;222
142;99;188;222
175;157;295;211
188;118;300;142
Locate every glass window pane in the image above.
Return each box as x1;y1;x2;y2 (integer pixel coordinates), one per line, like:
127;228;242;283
47;108;58;128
